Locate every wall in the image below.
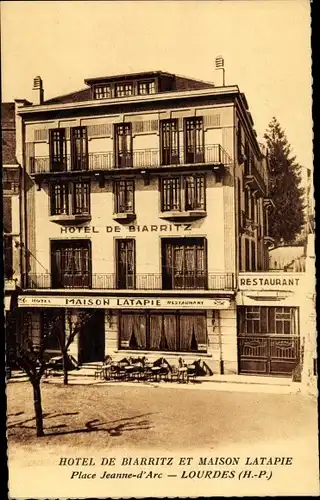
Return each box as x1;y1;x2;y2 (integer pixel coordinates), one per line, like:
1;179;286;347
24;101;237;278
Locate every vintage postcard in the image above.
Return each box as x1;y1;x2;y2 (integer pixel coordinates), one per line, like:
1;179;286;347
2;0;318;498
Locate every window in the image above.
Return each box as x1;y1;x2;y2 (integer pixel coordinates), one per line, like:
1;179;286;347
51;240;91;288
49;129;67;172
3;197;13;279
3;168;19;193
4;235;13;279
114;180;134;213
119;311;207;352
161;175;205;212
244;188;250;218
244;141;250;175
115;123;132;168
71;127;88;171
42;309;65;351
138;80;156;95
245;239;250;271
160;119;179;165
115;83;133;97
184;117;204;163
251;240;256;271
50;181;90;216
162;237;206;290
116;239;135;289
239;306;298;336
94;85;111;99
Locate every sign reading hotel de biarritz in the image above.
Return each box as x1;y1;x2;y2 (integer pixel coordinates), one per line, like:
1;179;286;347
17;295;231;309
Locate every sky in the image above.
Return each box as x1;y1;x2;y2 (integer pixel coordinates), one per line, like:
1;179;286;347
1;0;313;173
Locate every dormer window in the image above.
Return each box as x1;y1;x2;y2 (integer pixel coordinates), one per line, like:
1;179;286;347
115;83;133;97
138;80;156;95
94;85;111;99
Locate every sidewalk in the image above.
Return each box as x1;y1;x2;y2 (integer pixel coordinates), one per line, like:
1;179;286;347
7;368;302;394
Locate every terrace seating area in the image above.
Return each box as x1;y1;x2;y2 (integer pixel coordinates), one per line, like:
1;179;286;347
94;355;213;384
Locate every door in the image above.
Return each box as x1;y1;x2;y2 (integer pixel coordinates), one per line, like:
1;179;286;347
162;238;206;290
115;123;132;168
237;306;300;376
51;240;91;288
49;129;67;172
116;239;135;289
161;119;179;165
78;310;105;364
185;117;204;164
71;127;88;171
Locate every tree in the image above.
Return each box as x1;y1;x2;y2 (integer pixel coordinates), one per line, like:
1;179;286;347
6;305;61;437
264;118;305;245
42;309;94;385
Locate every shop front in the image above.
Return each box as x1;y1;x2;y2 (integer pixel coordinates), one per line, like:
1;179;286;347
17;293;237;372
237;272;303;378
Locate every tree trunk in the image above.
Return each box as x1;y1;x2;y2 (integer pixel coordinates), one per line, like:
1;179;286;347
62;351;68;385
32;379;44;437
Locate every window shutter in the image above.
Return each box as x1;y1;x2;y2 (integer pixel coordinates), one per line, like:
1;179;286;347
34;129;49;142
132;119;159;135
204;114;221;129
25;142;35;173
87;123;112;139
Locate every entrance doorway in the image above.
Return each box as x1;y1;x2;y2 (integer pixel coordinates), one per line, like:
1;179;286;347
78;310;105;364
237;306;300;377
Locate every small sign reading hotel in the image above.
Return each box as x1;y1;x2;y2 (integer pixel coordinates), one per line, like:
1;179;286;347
17;295;231;309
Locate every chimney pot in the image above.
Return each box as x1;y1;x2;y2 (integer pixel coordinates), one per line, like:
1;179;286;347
32;76;44;105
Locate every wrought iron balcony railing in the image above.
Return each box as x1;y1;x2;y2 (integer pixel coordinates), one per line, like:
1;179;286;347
29;144;232;175
23;272;235;291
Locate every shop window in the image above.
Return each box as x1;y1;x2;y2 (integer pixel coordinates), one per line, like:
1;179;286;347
238;307;298;336
42;309;65;351
119;311;207;352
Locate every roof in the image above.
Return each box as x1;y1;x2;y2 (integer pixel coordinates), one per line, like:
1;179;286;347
43;71;215;105
1;102;17;165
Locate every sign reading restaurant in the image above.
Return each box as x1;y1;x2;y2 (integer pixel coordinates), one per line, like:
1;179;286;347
17;295;231;309
238;273;302;291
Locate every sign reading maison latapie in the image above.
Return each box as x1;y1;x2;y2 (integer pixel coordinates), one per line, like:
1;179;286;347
17;295;231;309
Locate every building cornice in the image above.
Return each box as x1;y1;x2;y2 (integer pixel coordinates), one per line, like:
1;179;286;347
17;85;240;116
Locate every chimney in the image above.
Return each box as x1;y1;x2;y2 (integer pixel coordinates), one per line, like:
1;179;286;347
32;76;44;105
214;55;225;87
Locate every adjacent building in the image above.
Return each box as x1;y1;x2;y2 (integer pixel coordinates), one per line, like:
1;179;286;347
11;70;313;380
2;103;22;312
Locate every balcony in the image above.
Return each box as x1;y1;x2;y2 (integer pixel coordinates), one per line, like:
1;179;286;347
244;160;268;196
29;144;232;176
23;272;235;291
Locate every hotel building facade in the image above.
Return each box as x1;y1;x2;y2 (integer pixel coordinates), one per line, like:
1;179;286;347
12;70;311;379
